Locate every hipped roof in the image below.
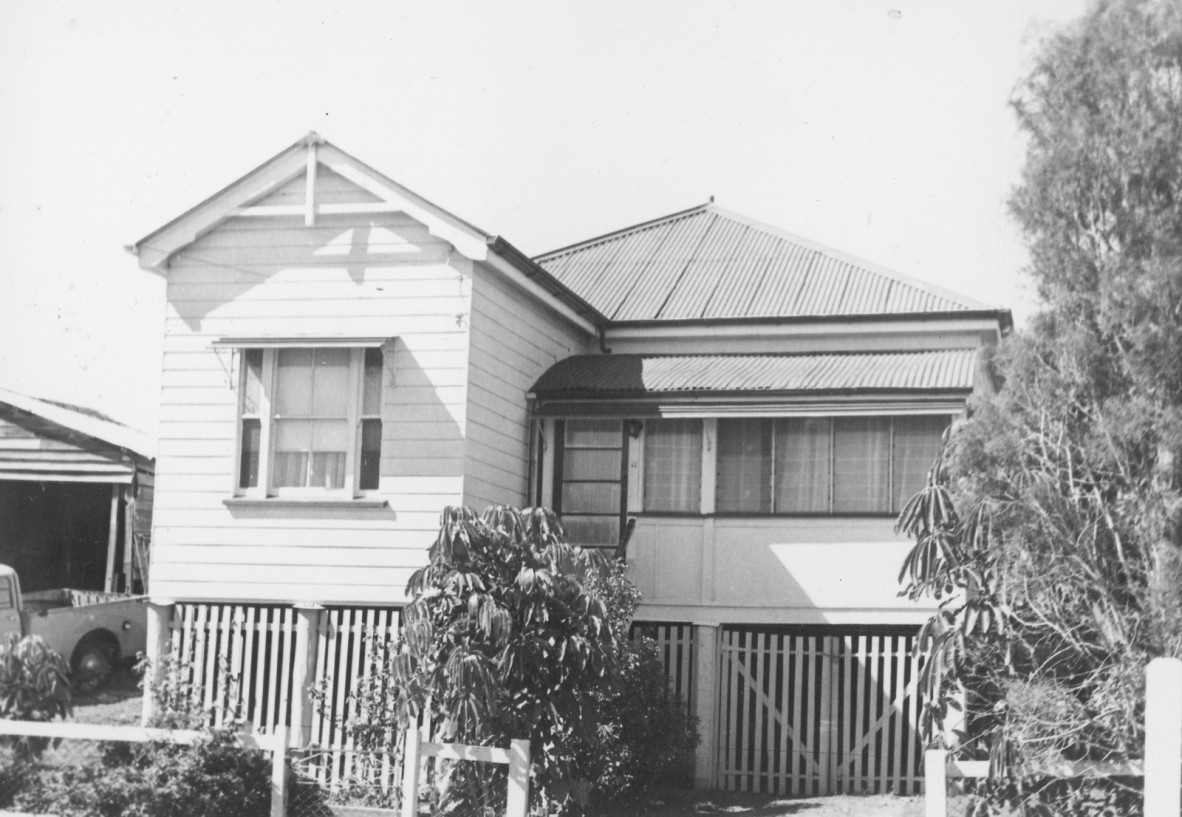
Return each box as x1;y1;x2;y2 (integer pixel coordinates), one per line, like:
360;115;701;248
535;204;1010;327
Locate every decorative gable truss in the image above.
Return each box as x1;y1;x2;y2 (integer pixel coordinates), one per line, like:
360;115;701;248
130;132;600;335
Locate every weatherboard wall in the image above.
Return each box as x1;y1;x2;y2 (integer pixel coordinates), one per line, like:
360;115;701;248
461;263;594;509
151;185;475;604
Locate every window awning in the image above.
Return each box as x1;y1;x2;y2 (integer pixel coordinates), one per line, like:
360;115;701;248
529;349;979;416
212;336;388;348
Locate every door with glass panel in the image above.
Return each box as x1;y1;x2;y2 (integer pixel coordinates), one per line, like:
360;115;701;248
554;419;625;549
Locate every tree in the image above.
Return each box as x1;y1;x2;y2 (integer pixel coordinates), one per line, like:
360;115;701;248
342;506;620;814
900;1;1182;812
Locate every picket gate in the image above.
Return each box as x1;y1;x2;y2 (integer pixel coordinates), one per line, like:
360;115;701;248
717;626;924;796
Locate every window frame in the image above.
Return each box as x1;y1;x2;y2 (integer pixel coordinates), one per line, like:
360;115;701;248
233;345;384;500
552;418;628;549
712;415;948;517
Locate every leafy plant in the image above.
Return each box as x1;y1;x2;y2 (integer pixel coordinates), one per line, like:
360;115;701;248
323;505;621;814
0;633;71;759
580;559;698;807
898;1;1182;813
8;726;272;817
3;648;271;817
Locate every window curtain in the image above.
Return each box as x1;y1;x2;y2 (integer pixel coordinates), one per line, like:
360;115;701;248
273;348;350;489
892;416;947;510
775;418;831;512
716;419;773;512
644;419;702;512
832;417;889;512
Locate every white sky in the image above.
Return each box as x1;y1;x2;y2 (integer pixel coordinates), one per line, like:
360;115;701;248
0;0;1089;433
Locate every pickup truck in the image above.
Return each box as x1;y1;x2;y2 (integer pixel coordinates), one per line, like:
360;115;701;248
0;564;147;692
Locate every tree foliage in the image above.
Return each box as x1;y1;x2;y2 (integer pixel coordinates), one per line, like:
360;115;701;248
578;559;699;807
348;505;620;813
900;1;1182;812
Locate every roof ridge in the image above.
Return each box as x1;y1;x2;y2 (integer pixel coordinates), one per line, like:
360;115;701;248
533;202;712;261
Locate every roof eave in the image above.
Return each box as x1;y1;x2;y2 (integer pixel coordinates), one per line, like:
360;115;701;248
529;386;974;401
603;309;1014;331
486;236;608;329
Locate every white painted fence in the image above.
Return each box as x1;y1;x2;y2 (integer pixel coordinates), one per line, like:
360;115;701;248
0;720;531;817
925;656;1182;817
401;726;530;817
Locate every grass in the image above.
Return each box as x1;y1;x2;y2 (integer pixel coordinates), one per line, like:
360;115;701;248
70;664;143;726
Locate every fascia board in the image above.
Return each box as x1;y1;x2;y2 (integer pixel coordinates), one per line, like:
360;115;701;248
316;144;491;261
604;316;1006;342
478;253;599;336
130;146;309;274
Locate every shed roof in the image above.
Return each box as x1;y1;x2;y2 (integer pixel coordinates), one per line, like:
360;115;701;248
530;349;978;399
0;388;154;459
535;204;1006;325
0;388;154;483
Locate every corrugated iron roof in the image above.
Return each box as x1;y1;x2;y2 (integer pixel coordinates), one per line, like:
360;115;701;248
530;349;977;397
534;204;994;322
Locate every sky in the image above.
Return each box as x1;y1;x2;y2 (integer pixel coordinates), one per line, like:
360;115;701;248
0;1;1091;434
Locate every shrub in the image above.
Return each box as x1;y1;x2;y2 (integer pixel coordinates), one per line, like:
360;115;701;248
581;559;699;807
0;633;71;721
3;644;271;817
0;633;71;759
9;727;272;817
320;506;621;815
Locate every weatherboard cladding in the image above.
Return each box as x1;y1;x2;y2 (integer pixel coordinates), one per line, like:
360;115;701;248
534;206;980;322
529;349;977;398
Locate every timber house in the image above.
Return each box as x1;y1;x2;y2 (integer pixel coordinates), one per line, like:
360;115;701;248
131;133;1009;795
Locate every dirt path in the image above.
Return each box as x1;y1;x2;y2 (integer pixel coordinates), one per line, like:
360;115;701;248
599;792;938;817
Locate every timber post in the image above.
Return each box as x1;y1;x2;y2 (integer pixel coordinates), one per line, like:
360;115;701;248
1144;656;1182;817
692;622;720;788
290;602;324;748
141;598;175;725
401;724;422;817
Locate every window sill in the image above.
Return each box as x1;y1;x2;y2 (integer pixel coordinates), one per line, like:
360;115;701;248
223;497;389;510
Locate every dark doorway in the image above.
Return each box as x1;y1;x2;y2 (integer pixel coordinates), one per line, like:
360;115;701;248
0;481;112;591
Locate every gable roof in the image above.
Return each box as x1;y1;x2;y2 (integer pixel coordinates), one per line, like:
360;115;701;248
534;203;1009;326
530;349;977;399
129;132;603;332
0;386;154;464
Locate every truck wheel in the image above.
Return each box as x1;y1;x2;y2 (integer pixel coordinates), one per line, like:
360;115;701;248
72;638;117;694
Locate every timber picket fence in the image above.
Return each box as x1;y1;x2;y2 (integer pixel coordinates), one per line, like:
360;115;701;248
924;656;1182;817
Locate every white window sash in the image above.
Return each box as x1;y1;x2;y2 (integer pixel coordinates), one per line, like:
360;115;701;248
235;346;380;500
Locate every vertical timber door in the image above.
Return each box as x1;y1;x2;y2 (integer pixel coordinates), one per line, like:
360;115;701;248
716;627;925;795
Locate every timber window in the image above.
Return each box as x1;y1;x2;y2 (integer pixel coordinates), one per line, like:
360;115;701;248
714;415;947;515
236;346;384;497
554;419;625;548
